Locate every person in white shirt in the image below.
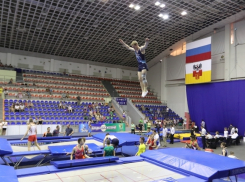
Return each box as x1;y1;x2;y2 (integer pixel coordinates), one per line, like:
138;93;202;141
2;120;8;136
231;131;238;139
169;125;175;144
4;89;8;99
19;103;25;112
183;118;187;129
15;104;20;112
162;125;168;147
153;130;160;149
103;133;119;148
33;117;38;124
230;127;235;135
228;151;238;159
235;127;238;133
214;131;221;139
200;126;206;149
224;127;228;138
21;119;41;151
206;132;213;139
68;105;72;113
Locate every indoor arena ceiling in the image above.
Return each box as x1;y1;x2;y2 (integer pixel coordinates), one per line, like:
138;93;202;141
0;0;245;67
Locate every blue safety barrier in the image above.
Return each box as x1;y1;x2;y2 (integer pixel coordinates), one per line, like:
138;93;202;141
51;156;119;168
0;138;13;156
141;148;245;181
0;165;18;182
48;143;102;155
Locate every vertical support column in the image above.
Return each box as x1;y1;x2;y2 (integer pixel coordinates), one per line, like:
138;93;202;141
6;53;12;66
161;57;167;103
49;59;54;72
86;64;90;76
224;24;231;81
116;68;122;80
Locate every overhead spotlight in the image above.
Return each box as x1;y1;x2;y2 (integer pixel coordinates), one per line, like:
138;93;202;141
129;3;134;8
160;4;165;8
155;1;161;6
181;11;187;15
162;14;169;20
158;13;163;17
134;5;140;10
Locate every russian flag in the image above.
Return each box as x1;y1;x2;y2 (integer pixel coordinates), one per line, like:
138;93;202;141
186;37;211;63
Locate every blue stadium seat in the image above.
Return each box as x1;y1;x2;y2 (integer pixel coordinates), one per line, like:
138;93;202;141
22;122;27;125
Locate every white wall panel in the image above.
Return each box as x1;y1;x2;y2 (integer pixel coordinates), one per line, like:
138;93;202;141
211;31;225;55
148;63;161;97
166;54;185;80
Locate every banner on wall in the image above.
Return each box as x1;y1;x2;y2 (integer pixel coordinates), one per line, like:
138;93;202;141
116;98;127;105
78;124;89;133
185;37;212;84
79;123;126;132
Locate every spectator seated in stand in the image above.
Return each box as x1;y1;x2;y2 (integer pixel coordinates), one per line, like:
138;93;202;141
19;103;25;112
62;93;66;100
68;105;73;113
4;88;8;99
14;104;20;112
26;90;31;98
10;103;15;112
76;95;81;105
66;92;69;99
8;78;13;84
28;101;34;108
16;92;23;99
37;117;44;125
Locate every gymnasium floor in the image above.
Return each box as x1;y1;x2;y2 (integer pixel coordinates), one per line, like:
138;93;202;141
18;161;185;182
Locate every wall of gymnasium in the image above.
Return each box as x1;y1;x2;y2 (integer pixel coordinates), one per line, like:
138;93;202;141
149;19;245;118
0;52;138;80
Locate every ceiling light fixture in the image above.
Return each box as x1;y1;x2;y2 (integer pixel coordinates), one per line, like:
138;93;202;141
155;1;161;6
158;13;163;17
181;11;187;15
162;14;169;20
134;5;140;10
160;4;165;8
129;4;135;8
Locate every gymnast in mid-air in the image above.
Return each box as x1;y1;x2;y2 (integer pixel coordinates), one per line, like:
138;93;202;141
119;38;150;97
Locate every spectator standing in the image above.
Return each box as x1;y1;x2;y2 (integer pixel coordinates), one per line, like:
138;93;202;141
4;89;8;99
2;120;8;136
43;127;53;137
53;125;63;136
76;96;81;105
162;125;168;147
38;117;43;125
131;123;135;134
201;120;205;128
200;126;206;149
228;124;233;132
169;125;175;144
26;90;31;98
230;126;235;135
68;105;73;113
65;124;74;136
8;78;13;84
224;127;228;138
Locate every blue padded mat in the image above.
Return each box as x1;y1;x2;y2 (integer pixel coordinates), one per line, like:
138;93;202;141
51;156;119;168
16;166;50;177
0;138;13;156
118;156;144;163
49;143;102;155
141;148;245;181
5;150;50;157
93;133;142;146
0;165;18;182
151;176;207;182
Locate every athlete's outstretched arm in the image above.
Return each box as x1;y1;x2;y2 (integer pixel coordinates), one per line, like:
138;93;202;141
119;39;134;51
140;38;150;52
